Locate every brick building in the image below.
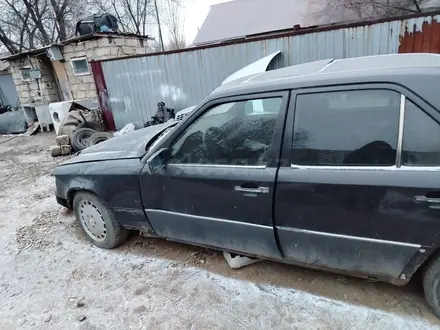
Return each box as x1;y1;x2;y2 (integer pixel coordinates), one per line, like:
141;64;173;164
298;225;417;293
4;33;152;107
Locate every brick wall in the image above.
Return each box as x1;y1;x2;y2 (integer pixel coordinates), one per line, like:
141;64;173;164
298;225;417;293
62;36;149;100
9;57;59;105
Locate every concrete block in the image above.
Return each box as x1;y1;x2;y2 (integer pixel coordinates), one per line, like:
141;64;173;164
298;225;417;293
114;38;125;46
60;145;72;155
82;75;93;83
63;45;74;53
125;38;139;47
56;135;70;146
98;38;109;47
50;145;62;157
86;89;97;98
85;40;99;49
63;52;74;61
121;46;136;56
109;47;119;56
95;48;110;57
75;91;86;99
73;43;85;52
85;49;95;58
79;83;88;91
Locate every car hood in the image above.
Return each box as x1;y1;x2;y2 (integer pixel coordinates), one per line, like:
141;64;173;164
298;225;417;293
61;121;176;165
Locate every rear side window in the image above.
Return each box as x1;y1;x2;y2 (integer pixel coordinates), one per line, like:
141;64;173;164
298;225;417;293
292;90;400;166
402;100;440;166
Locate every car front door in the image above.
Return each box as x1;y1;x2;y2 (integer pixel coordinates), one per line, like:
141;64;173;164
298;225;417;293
140;92;289;259
275;84;440;280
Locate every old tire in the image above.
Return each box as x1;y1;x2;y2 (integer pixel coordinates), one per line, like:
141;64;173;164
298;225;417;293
423;252;440;318
87;132;113;147
77;121;105;132
73;192;129;249
70;127;97;151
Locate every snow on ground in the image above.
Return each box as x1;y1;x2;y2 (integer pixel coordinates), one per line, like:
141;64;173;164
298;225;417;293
0;133;439;329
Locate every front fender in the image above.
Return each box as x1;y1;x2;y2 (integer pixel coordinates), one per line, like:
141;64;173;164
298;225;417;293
53;159;153;231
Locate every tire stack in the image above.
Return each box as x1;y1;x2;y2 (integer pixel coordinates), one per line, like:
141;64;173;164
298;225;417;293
70;122;113;152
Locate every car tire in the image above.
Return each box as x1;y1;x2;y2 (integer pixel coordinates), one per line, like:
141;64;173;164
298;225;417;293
423;252;440;318
86;132;113;147
70;127;97;151
73;191;129;249
76;121;105;132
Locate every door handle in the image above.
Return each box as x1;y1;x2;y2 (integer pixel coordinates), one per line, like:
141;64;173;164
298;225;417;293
414;195;440;209
234;186;269;194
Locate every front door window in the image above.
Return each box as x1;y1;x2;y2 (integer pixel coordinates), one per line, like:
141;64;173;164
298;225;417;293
169;97;283;166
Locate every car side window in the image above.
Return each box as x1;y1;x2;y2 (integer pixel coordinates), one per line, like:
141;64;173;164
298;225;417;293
170;97;283;166
292;89;401;166
402;100;440;166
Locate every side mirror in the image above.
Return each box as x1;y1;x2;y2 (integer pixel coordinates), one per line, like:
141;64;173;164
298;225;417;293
146;148;170;175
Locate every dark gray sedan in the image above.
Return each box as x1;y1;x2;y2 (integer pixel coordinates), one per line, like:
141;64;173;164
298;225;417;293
54;54;440;318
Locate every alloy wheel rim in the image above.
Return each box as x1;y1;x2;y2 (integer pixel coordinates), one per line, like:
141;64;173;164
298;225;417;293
79;200;107;242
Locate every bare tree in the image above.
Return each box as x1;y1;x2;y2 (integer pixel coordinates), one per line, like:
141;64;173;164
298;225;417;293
312;0;433;23
162;0;186;50
0;0;183;53
0;0;90;53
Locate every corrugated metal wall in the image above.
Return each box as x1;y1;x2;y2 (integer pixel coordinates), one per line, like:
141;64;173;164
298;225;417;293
100;14;440;129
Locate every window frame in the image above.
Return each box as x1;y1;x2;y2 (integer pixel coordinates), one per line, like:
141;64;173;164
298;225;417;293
70;57;90;76
283;83;440;170
147;91;291;169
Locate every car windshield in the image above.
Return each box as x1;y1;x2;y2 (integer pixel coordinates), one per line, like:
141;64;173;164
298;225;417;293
147;124;177;151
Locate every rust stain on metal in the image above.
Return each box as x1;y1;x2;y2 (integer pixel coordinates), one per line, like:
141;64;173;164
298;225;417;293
399;19;440;53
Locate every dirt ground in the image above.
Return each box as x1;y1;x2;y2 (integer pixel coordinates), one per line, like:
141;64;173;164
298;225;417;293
1;133;440;329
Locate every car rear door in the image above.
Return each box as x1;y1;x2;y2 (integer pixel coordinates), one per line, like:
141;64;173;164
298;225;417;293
140;91;289;259
275;84;440;280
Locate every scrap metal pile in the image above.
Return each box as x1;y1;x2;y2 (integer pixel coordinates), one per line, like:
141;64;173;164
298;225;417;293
50;102;111;157
51;101;176;157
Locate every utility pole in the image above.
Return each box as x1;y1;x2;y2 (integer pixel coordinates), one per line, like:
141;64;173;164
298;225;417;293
154;0;165;51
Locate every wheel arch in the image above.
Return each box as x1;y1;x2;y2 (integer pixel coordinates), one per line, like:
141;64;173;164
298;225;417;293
397;245;440;285
67;187;101;208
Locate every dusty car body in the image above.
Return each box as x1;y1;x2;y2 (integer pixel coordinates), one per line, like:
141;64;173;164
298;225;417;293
54;53;440;318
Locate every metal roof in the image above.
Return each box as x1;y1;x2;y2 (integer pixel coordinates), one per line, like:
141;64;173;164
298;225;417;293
193;0;440;46
192;0;361;45
193;0;308;45
3;32;153;61
212;53;440;98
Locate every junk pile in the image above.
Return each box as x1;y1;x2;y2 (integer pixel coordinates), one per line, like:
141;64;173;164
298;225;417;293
50;102;112;157
144;102;175;127
0;110;27;135
0;100;28;134
75;13;118;36
50;101;176;157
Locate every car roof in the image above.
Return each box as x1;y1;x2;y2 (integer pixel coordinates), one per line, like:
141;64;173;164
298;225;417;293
210;53;440;110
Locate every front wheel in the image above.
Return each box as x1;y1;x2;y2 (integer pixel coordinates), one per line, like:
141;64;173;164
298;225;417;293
423;252;440;318
73;192;129;249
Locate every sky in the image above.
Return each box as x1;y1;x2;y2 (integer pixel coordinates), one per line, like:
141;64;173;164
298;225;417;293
180;0;231;43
